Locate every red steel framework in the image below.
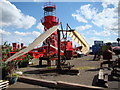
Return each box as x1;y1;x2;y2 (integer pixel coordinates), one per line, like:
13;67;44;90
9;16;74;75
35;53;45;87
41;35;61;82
4;2;74;64
40;2;60;57
41;2;59;47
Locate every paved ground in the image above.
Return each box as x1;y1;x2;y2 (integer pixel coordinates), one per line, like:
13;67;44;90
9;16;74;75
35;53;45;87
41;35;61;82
8;81;52;90
8;55;120;90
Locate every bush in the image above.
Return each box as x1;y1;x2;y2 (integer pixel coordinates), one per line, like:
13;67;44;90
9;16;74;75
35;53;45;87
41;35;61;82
18;54;33;68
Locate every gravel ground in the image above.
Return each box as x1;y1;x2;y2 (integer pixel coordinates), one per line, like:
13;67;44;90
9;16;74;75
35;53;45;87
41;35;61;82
8;55;119;89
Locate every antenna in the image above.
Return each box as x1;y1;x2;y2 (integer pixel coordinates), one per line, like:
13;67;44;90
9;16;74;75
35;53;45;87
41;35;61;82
118;1;120;38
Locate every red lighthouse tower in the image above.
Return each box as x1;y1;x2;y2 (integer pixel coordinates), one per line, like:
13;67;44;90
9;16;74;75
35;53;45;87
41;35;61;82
41;2;59;48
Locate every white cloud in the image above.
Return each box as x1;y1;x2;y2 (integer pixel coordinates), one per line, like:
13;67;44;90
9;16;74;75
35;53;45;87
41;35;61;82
14;31;41;36
87;36;116;46
31;31;41;37
36;23;44;32
87;37;115;46
0;29;11;35
0;0;36;29
1;30;41;46
14;31;30;36
72;4;97;23
72;1;118;31
94;30;111;36
92;7;118;30
101;0;119;8
93;2;118;30
76;24;92;31
72;13;88;23
102;37;116;43
86;29;113;36
87;37;101;46
80;4;97;19
2;35;36;46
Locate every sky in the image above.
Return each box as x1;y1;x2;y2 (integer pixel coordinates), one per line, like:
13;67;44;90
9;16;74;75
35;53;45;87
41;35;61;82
0;0;120;47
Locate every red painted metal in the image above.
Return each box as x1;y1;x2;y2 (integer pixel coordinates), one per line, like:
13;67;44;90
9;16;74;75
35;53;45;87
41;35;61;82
17;44;20;49
4;2;74;62
40;2;59;56
3;2;59;62
30;2;72;58
12;43;17;51
61;41;73;51
61;41;73;59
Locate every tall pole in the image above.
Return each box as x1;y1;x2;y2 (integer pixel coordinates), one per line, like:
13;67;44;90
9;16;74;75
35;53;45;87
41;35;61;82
57;29;61;69
118;1;120;46
64;25;68;59
117;38;120;46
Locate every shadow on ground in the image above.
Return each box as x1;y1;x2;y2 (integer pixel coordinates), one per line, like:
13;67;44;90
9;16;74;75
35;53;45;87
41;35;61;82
30;65;48;68
24;70;41;74
85;68;100;72
108;74;120;82
23;68;79;76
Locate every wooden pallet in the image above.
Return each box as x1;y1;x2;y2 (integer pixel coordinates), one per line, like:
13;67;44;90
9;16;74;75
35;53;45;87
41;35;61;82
0;80;9;90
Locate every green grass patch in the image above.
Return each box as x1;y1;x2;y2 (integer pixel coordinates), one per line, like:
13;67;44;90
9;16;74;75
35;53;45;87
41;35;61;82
75;66;96;70
79;58;91;61
47;66;56;69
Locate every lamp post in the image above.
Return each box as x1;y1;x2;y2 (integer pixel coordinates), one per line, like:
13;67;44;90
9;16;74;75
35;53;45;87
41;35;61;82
117;38;120;46
57;29;61;69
